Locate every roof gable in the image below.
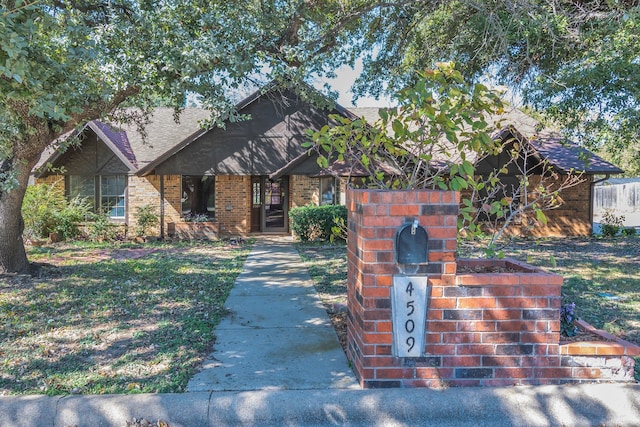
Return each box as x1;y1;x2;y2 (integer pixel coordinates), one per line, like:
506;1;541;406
138;86;353;176
36;128;134;178
35;108;211;177
33;88;623;180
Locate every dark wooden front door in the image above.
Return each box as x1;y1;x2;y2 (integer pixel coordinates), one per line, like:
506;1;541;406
251;176;289;233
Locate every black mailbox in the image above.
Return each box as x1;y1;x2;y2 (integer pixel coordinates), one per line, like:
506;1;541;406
395;220;429;265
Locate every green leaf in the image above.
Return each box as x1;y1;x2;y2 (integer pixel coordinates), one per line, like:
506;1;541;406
317;156;329;168
461;161;474;177
535;209;548;225
392;119;404;135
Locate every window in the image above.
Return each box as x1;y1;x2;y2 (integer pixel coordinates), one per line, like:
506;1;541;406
68;175;96;211
101;175;126;218
252;180;261;207
68;175;126;219
182;175;215;218
319;177;343;205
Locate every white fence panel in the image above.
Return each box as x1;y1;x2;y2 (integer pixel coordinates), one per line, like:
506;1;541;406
593;178;640;231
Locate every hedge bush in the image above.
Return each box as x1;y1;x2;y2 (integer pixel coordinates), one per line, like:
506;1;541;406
22;183;93;240
289;204;347;242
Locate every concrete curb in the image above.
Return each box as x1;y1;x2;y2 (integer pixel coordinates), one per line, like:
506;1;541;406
1;384;639;426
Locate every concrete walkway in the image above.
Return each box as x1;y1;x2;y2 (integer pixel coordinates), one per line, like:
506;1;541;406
186;239;358;391
1;238;640;426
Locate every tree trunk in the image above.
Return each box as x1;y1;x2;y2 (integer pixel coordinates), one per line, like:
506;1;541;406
0;155;40;274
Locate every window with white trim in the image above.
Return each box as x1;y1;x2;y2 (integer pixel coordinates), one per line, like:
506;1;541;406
68;175;126;219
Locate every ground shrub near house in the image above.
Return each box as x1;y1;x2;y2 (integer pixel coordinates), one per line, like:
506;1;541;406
600;209;626;237
0;240;251;395
135;204;160;237
289;205;347;242
22;183;93;241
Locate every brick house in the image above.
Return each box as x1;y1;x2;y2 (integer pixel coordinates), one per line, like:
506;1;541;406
472;110;624;237
34;85;622;238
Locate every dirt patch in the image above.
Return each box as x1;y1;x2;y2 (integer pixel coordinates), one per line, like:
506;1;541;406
560;328;615;343
457;265;524;274
329;311;348;353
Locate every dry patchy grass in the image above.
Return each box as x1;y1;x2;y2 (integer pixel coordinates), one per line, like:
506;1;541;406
0;240;251;396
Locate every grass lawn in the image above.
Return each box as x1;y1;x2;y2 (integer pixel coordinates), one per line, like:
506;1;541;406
297;236;640;346
0;240;251;396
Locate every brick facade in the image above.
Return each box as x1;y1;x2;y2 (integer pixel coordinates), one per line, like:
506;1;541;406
520;176;593;237
346;188;637;388
129;174;250;238
503;176;593;237
35;175;64;190
291;175;320;207
214;175;251;236
127;175;181;236
35;172;594;239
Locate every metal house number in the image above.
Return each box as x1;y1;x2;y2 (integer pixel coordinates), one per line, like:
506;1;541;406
391;276;429;357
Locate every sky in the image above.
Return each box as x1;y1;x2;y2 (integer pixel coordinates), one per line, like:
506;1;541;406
318;60;393;108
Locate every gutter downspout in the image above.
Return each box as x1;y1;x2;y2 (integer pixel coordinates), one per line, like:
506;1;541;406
160;175;165;240
590;174;610;234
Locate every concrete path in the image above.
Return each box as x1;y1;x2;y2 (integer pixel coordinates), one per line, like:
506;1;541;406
186;238;358;391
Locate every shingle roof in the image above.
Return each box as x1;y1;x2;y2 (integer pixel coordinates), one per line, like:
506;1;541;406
35;108;211;175
107;108;211;169
529;137;623;175
33;94;623;178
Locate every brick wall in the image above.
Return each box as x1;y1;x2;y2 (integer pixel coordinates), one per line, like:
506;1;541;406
521;176;593;237
161;175;183;229
346;189;459;388
508;175;593;237
215;175;250;236
127;175;181;237
463;174;593;238
291;175;320;207
34;175;65;189
346;188;636;388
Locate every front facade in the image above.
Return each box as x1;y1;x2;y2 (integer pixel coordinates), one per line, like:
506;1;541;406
35;87;351;238
34;86;623;239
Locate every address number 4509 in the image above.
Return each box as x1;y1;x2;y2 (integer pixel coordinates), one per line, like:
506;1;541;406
405;281;415;353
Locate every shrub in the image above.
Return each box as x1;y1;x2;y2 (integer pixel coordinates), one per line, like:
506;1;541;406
87;215;121;242
600;209;625;237
623;227;637;236
22;183;92;240
289;205;347;242
135;204;159;237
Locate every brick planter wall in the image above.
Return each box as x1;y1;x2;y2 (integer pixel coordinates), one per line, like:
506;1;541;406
346;188;638;388
171;221;219;240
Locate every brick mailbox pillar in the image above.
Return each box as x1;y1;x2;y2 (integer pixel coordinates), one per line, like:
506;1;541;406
344;187;594;388
346;189;459;388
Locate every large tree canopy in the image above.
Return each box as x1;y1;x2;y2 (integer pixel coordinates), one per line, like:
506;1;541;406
2;0;638;273
0;0;386;273
350;0;640;175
